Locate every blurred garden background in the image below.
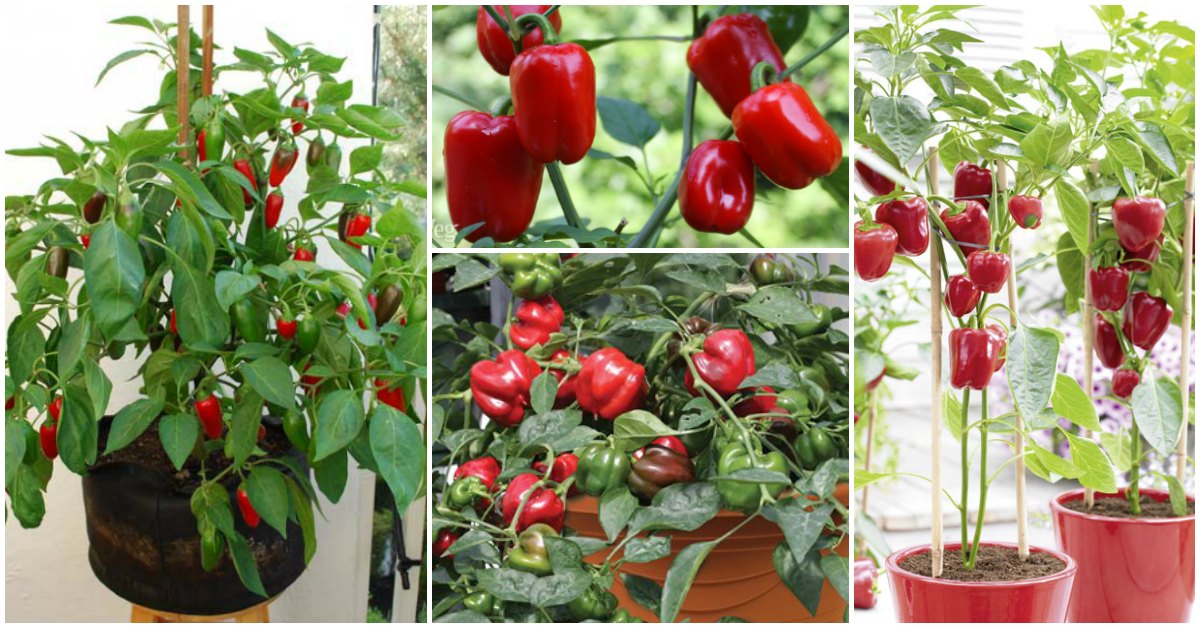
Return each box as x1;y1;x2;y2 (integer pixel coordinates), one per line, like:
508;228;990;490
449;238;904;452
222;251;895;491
431;5;849;248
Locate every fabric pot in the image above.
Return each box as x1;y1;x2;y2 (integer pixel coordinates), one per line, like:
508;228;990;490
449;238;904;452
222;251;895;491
82;419;306;615
565;483;849;622
1051;487;1195;622
884;542;1076;622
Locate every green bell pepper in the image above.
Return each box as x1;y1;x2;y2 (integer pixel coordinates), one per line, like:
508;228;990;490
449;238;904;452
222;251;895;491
498;252;562;299
716;440;789;512
447;475;486;509
568;587;618;621
463;591;500;615
505;523;557;576
611;609;645;623
794;427;836;470
575;443;632;497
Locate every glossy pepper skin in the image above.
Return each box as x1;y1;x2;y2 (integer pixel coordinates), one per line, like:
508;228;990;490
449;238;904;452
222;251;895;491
293;246;315;262
1093;314;1125;369
510;16;596;164
269;138;299;187
611;609;645;623
1122;292;1172;351
505;523;557;575
276;317;297;339
471;350;541;427
499;253;562;299
628;445;695;502
853;221;897;282
234;159;258;207
986;323;1008;372
433;529;458;559
953;162;993;208
874;197;929;256
1121;237;1161;272
966;250;1010;294
82;190;107;224
1111;368;1140;399
949;328;997;390
476;5;562;75
289;95;309;134
265;191;284;229
940;200;990;255
39;422;58;459
854;149;899;196
750;254;794;285
679;140;756;234
794;426;838;470
716;441;788;512
231;297;269;343
733;81;843;189
532;452;578;495
576;348;646;419
686;14;787;119
685;329;756;397
509;295;564;349
548;349;578;408
1088;266;1129;311
854;558;879;609
195;394;223;439
733;386;777;417
501;473;564;532
944;274;982;317
1112;196;1166;252
199;118;225;163
343;212;372;249
445;111;544;243
295;317;320;355
376;378;406;411
237;487;260;528
306;137;326;171
574;443;632;496
1007;195;1043;229
463;591;501;616
455;456;502;492
282;412;309;452
46;247;69;279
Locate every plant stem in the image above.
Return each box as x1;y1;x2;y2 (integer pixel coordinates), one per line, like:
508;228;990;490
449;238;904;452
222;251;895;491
779;25;850;80
629;169;683;247
432;84;488;112
1129;422;1142;515
960;388;971;561
966;388;990;568
546;162;584;232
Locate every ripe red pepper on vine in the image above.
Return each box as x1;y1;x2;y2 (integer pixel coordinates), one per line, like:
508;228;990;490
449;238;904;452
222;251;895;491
470;350;542;427
509;295;564;349
853;220;897;281
679;139;756;235
1007;195;1043;229
965;250;1010;294
944;274;981;317
940;200;990;255
194;394;223;439
686;13;787;119
952;161;993;208
685;329;757;397
444;110;543;243
265;191;284;229
548;349;579;409
233;159;258;207
1088;266;1129;311
501;472;565;532
433;529;458;559
874;196;929;256
290;94;309;134
575;348;646;420
949;327;997;390
509;13;596;165
476;5;562;76
455;456;502;492
1093;314;1125;369
237;487;260;528
854;150;899;197
1122;291;1172;351
1111;196;1166;252
1111;368;1140;399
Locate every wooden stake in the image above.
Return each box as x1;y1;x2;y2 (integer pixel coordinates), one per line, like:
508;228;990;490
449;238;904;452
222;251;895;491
1083;160;1099;509
999;161;1029;560
929;147;945;578
861;388;878;516
177;6;191;163
202;6;214;97
1178;161;1195;483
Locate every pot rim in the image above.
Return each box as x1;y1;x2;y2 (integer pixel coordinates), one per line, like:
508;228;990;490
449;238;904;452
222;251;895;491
1051;487;1195;523
885;541;1077;588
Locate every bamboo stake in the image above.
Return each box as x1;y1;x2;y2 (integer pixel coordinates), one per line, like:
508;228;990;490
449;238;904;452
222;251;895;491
202;6;214;97
1083;160;1099;509
1177;162;1194;483
929;147;945;578
861;388;878;516
177;6;191;164
999;161;1029;560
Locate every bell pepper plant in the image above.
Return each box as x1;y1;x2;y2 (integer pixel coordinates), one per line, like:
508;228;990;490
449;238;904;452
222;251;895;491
431;252;851;622
3;16;427;597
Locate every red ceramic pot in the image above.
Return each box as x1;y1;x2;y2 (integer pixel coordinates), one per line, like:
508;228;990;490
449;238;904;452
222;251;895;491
1051;487;1195;622
885;542;1076;622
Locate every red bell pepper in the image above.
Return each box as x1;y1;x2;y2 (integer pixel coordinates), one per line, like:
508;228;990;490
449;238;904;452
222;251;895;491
1121;236;1161;272
686;13;787;119
433;529;458;559
470;350;542;427
237;487;260;528
195;394;223;439
733;386;777;417
854;148;899;197
444;111;544;243
290;94;309;135
632;435;690;462
986;323;1008;372
476;5;562;76
1007;195;1043;229
40;422;58;459
679;139;756;234
953;161;993;208
732;67;842;189
1122;291;1172;351
966;250;1010;294
509;295;564;350
940;200;990;254
685;329;757;397
576;348;646;420
854;558;878;609
874;197;929;256
1112;196;1166;252
277;317;297;339
949;327;997;390
344;213;372;249
293;246;316;262
455;456;502;492
944;274;981;317
548;349;578;408
853;220;897;282
269;138;299;187
265;191;283;229
509;13;596;164
532;452;579;495
1088;266;1129;311
501;472;565;532
233;159;258;207
1111;368;1140;399
1093;314;1125;369
376;378;406;411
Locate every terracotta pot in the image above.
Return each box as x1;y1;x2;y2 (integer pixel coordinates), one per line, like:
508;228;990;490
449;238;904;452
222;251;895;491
884;542;1076;622
1051;487;1195;622
565;483;849;623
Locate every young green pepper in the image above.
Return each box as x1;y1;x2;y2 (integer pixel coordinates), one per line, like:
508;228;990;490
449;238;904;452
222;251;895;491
498;252;562;299
574;443;632;496
447;475;487;509
569;587;618;621
505;522;558;575
462;591;500;616
716;440;789;511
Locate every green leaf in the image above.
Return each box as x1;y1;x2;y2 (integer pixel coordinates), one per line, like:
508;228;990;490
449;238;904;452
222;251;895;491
599;487;638;543
152;160;232;220
246;466;291;538
1005;325;1060;420
227;391;264;467
58;384;97;475
1130;376;1183;456
613;410;673;451
104;399;164;455
1055;179;1091;258
1050;373;1100;432
158;413;199;471
6;420;28;490
96;49;153;85
170;257;230;350
370;405;425;512
820;554;849;602
956;66;1008;108
1064;431;1116;493
769;496;834;565
597;96;661;148
349;144;383;175
1019;118;1072;168
240;357;296;411
774;545;825;615
660;541;716;622
314;390;365;462
57;314;92;382
868;95;933;164
83;222;145;340
313;446;348;503
225;532;268;597
288;480;318;563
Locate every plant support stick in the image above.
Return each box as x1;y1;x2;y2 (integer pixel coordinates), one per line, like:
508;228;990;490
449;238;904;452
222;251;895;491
1083;160;1099;509
928;146;945;578
1178;161;1194;483
999;160;1029;560
177;6;191;164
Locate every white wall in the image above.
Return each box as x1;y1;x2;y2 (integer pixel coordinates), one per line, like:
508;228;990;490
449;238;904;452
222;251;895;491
2;3;381;621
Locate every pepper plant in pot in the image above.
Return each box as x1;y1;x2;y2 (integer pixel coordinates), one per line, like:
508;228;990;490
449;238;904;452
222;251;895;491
4;15;426;615
431;253;851;622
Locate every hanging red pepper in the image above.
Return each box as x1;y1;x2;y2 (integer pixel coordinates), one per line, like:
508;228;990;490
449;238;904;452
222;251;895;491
40;422;58;459
292;246;315;262
1121;236;1162;272
170;309;179;335
949;327;997;390
81;234;91;249
940;200;990;254
48;396;62;422
944;274;981;317
509;295;565;349
237;487;260;528
1112;196;1166;252
732;64;842;189
444;110;544;243
1122;291;1172;351
376;378;406;411
853;221;897;282
1088;266;1129;311
476;5;563;76
1007;195;1043;229
548;349;578;409
269;138;299;187
854;148;899;196
986;323;1008;372
343;212;372;249
195;394;223;439
277;317;297;339
509;13;596;164
1111;368;1140;399
265;191;284;229
966;250;1010;294
290;94;309;135
953;162;993;208
679;139;756;234
501;472;565;532
685;329;757;397
854;558;879;609
470;350;542;427
455;456;502;493
433;529;458;559
1093;314;1125;369
576;348;646;420
686;13;787;119
233;159;258;207
874;197;929;256
532;452;579;495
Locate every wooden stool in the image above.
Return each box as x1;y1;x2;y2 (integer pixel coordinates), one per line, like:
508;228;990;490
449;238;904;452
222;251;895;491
130;600;271;623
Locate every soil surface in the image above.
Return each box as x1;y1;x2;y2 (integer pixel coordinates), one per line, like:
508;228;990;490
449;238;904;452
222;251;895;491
1062;496;1194;518
901;545;1065;582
